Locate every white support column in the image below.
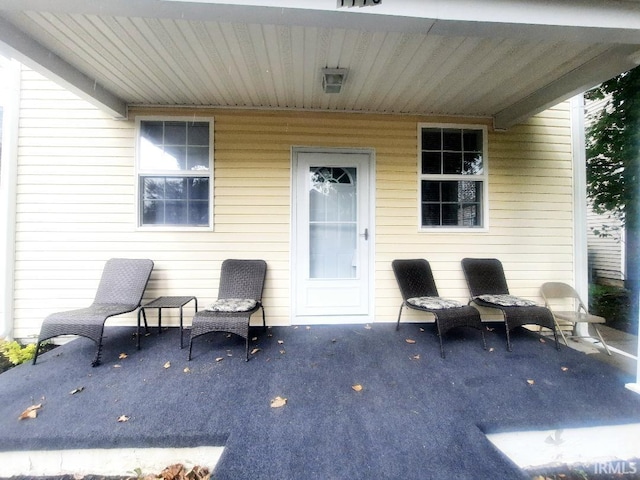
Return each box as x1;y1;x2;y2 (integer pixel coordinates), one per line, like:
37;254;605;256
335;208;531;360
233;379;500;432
571;94;589;336
0;58;20;340
626;253;640;394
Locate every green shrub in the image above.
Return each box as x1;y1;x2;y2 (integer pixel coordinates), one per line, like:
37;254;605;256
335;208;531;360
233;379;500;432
0;339;37;366
589;284;636;335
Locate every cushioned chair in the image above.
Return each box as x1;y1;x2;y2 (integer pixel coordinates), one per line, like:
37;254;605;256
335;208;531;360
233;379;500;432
33;258;154;366
541;281;611;355
392;259;486;358
461;257;559;352
188;259;267;361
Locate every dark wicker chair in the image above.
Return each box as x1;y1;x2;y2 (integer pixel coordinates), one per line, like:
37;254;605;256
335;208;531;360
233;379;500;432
392;259;486;358
33;258;154;366
461;257;559;352
188;259;267;361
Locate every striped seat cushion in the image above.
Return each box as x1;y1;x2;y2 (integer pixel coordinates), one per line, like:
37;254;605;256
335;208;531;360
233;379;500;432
475;294;536;307
407;296;463;309
205;298;257;312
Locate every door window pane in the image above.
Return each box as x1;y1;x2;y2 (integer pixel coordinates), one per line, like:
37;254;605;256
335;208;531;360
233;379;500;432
309;167;357;278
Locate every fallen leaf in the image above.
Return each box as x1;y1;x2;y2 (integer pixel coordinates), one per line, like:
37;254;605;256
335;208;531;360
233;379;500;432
270;396;287;408
279;349;286;355
405;338;416;344
306;326;311;330
162;463;208;480
164;361;171;369
250;348;261;355
277;340;284;345
526;379;535;385
489;347;495;352
186;465;211;480
539;338;546;343
69;387;85;395
183;367;191;373
18;404;42;420
117;415;130;422
113;364;122;368
118;353;128;359
411;354;420;360
561;366;569;372
486;326;495;332
419;328;425;332
364;324;372;330
160;464;184;480
252;337;258;341
215;357;224;362
331;338;337;343
352;384;363;392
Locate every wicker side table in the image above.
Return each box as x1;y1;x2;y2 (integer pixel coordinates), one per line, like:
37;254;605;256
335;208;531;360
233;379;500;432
137;296;198;349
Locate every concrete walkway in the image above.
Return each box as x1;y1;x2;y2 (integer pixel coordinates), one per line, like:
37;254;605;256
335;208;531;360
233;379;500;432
563;324;637;375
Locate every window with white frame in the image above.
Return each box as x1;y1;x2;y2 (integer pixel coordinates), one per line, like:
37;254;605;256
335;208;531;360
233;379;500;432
419;125;487;229
136;118;213;228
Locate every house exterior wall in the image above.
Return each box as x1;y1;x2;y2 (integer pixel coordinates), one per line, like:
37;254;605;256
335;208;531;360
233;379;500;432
586;205;625;285
10;67;575;340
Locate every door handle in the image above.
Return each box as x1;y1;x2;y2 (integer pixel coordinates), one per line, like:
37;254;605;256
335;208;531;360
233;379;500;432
360;228;369;241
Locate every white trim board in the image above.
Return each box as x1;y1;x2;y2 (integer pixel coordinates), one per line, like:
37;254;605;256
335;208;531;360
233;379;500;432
0;446;224;478
487;423;640;472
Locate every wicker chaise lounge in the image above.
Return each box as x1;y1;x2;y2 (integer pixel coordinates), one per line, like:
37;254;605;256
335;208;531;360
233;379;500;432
392;259;486;358
188;259;267;361
33;258;154;366
461;257;559;352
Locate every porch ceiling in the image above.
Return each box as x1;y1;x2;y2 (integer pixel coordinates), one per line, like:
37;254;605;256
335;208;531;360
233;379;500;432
1;0;639;129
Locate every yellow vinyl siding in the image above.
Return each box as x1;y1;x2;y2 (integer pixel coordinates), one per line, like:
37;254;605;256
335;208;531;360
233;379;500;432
11;67;575;338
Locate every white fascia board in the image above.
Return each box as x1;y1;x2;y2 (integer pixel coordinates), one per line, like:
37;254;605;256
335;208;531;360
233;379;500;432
0;15;127;119
2;0;640;42
29;0;639;28
494;45;640;130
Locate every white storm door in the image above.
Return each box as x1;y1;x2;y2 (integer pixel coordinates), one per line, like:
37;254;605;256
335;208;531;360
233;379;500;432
294;151;371;319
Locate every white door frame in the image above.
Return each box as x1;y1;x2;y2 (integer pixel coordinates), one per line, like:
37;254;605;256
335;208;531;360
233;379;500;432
290;146;376;324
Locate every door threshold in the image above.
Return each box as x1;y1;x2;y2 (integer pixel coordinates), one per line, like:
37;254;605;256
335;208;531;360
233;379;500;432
293;316;372;325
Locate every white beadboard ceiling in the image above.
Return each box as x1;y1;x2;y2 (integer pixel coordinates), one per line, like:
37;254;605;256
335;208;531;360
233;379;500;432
1;0;640;129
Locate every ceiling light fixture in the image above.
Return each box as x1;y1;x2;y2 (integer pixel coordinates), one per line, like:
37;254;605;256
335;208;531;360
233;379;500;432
322;68;348;94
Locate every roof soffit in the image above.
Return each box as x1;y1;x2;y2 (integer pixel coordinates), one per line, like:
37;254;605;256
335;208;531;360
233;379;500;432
0;0;639;127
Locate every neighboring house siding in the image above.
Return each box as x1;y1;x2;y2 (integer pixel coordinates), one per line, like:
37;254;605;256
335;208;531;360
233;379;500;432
584;94;625;285
586;206;625;284
11;67;575;339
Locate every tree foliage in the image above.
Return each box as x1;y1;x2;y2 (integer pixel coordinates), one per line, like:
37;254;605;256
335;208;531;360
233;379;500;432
585;65;640;224
585;65;640;298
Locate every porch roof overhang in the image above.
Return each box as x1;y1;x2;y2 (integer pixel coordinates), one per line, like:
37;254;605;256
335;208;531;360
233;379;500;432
0;0;639;130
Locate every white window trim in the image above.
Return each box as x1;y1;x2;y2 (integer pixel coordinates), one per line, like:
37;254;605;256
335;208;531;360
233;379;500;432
135;115;215;232
417;122;489;233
